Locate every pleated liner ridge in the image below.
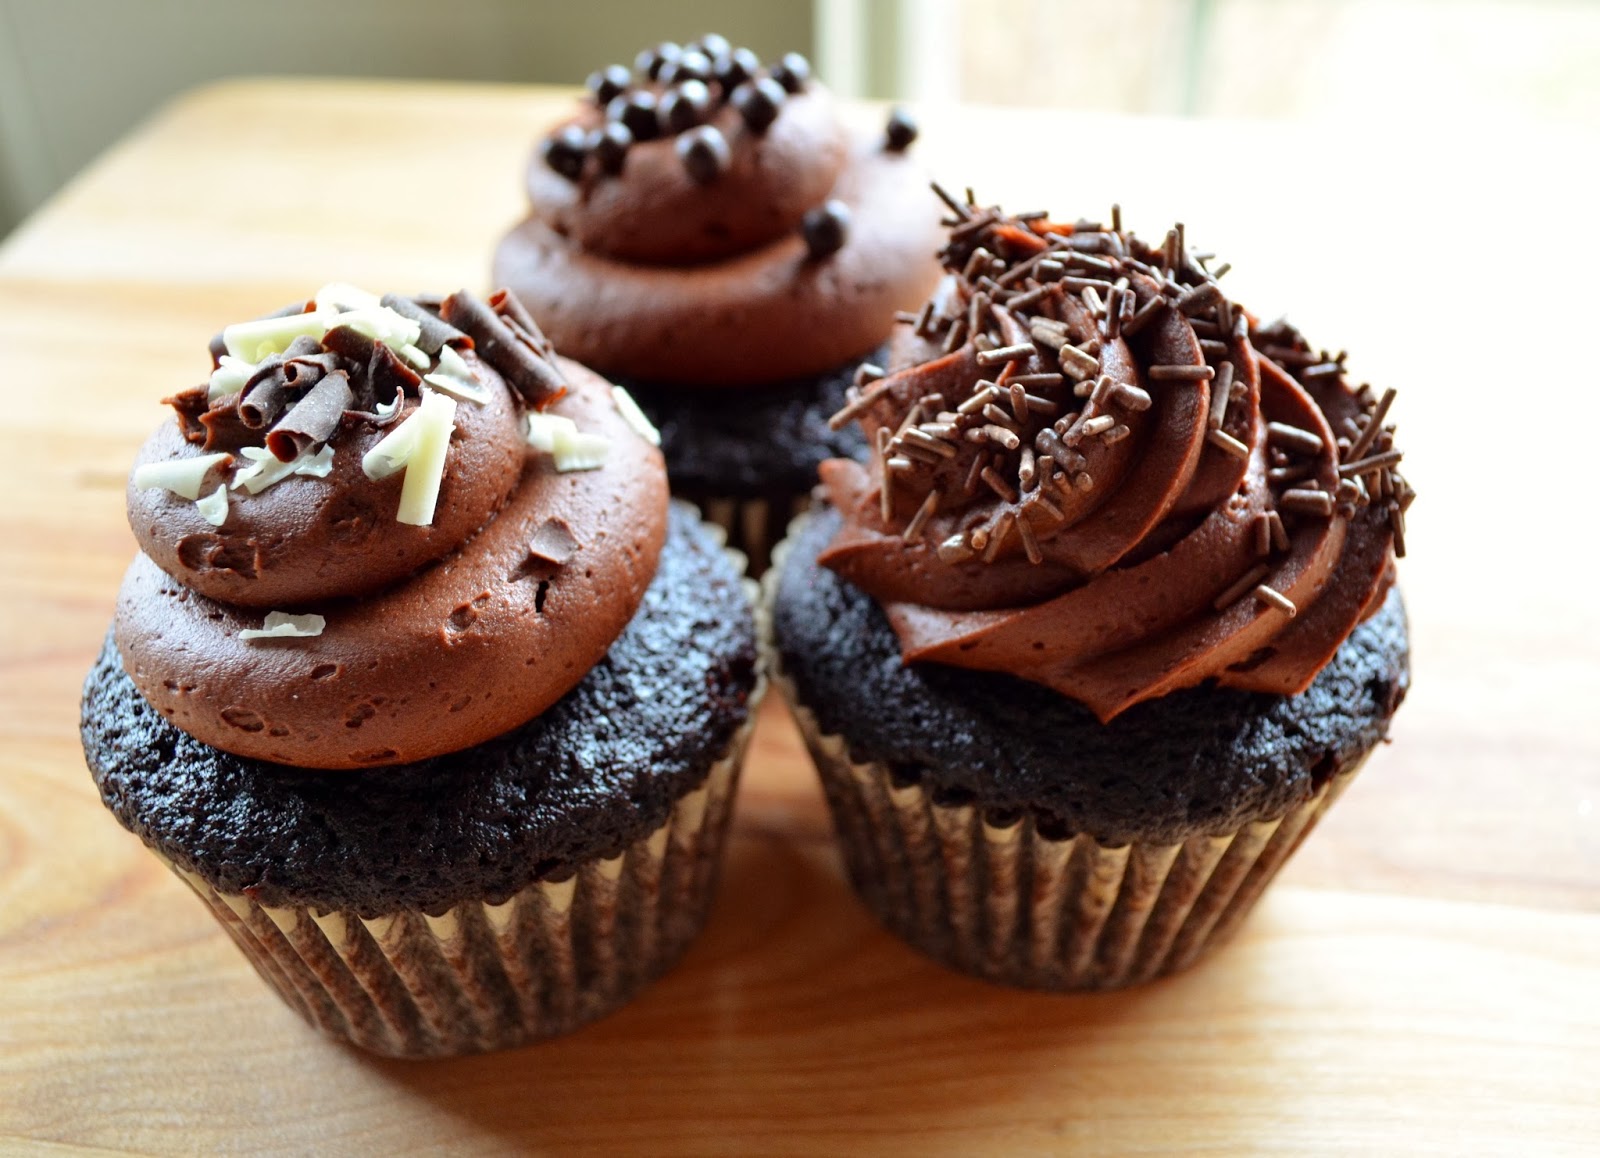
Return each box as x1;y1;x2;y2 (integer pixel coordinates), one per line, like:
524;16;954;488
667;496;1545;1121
759;518;1365;991
157;683;761;1058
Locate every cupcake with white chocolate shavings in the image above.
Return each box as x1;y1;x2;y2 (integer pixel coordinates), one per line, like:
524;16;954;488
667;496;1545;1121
83;284;763;1056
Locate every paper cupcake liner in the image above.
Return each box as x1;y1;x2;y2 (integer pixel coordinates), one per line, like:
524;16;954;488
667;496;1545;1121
683;490;810;577
157;701;758;1057
760;513;1365;990
149;507;763;1057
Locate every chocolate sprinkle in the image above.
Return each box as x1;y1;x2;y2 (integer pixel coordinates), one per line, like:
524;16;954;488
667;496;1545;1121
1254;585;1298;616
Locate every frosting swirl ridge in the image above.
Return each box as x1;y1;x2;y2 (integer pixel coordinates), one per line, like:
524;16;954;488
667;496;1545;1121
818;199;1413;721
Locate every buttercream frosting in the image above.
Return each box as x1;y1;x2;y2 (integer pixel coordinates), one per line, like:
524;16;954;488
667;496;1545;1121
818;201;1412;721
494;36;943;386
115;288;668;768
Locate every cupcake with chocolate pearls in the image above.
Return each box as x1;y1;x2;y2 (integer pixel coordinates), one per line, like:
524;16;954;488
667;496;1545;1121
82;285;763;1056
494;34;944;569
765;198;1413;990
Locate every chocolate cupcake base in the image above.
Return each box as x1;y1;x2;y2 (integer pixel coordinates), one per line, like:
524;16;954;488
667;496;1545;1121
619;348;878;573
155;714;752;1056
86;504;764;1054
775;682;1361;989
763;509;1407;989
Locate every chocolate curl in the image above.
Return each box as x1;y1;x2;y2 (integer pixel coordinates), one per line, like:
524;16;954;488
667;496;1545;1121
239;362;291;429
441;290;566;408
207;300;313;368
164;385;212;445
237;338;327;428
380;293;470;355
320;324;376;364
265;370;353;461
489;289;552;357
367;340;422;406
198;397;257;452
172;370;271;450
282;350;342;390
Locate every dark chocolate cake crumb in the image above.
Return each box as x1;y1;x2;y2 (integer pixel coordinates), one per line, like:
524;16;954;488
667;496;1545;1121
617;346;880;500
773;506;1409;846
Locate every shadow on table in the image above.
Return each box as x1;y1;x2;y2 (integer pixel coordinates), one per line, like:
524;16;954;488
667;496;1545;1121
364;819;1297;1152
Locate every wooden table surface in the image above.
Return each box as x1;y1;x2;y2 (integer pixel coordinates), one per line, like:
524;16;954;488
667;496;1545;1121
1;80;1596;1156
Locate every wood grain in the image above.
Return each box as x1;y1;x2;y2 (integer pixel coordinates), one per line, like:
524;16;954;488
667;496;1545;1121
1;80;1597;1155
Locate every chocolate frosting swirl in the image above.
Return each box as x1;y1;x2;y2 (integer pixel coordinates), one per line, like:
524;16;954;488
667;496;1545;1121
115;289;668;768
494;37;943;387
819;201;1413;721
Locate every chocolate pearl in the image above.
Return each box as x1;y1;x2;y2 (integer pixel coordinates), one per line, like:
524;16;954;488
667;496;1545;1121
635;42;681;81
771;52;811;93
696;33;732;61
658;79;713;135
676;125;731;185
884;107;919;151
732;77;786;133
587;121;631;175
802;199;851;259
661;48;713;86
542;124;588;181
718;46;761;90
608;91;660;141
587;64;631;105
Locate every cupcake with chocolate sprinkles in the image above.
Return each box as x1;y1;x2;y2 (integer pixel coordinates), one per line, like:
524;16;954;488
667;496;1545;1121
82;285;763;1055
765;194;1413;990
494;34;944;569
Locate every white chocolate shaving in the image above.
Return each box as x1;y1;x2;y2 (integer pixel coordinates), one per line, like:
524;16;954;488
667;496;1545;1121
223;310;333;362
362;411;423;481
551;429;611;473
525;412;576;454
239;611;326;641
232;444;334;495
313;283;381;312
526;412;611;472
611;386;660;446
195;484;229;527
208;355;256;401
328;305;423;352
292;444;335;479
398;343;431;371
423;344;489;404
395;389;456;526
133;452;232;500
374;394;404;421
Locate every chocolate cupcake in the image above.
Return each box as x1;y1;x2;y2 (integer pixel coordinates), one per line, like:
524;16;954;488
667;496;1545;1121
765;199;1413;989
82;285;763;1055
494;35;944;569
